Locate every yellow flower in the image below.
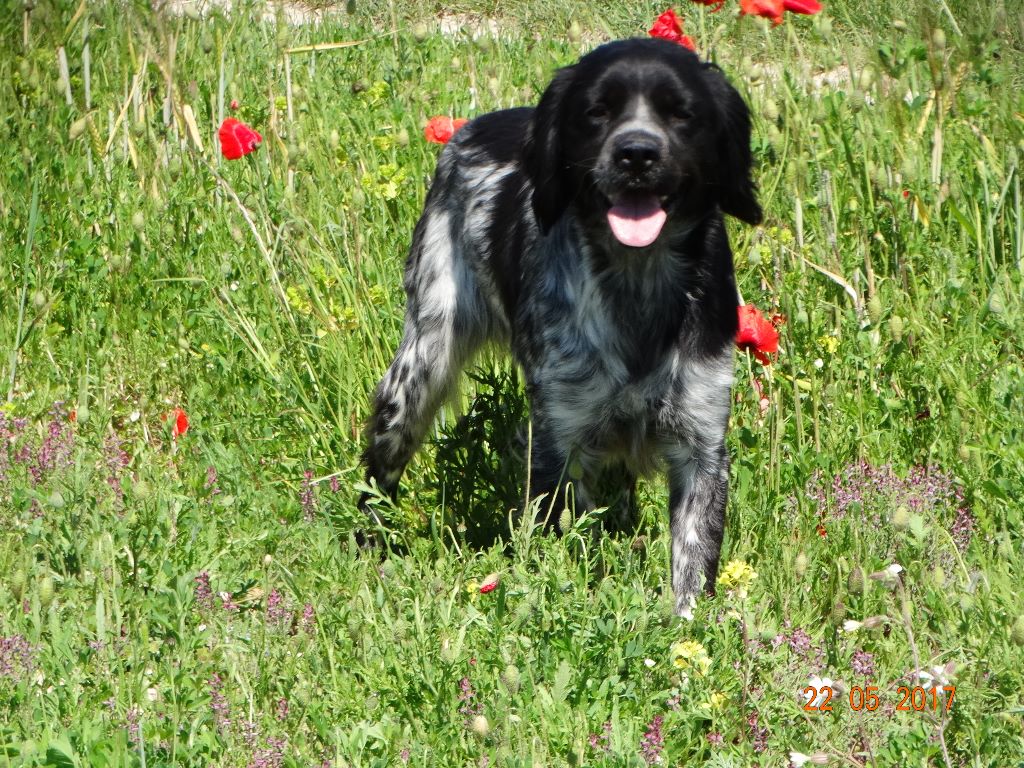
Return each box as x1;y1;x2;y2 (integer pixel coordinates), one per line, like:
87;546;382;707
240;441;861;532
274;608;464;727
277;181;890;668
670;640;711;675
816;334;840;354
709;691;727;709
465;580;480;595
717;559;758;599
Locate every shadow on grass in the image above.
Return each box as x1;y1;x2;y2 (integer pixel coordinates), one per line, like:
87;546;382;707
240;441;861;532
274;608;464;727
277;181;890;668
424;366;530;551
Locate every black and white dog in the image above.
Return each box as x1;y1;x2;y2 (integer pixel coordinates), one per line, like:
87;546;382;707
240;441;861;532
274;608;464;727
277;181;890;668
360;38;761;615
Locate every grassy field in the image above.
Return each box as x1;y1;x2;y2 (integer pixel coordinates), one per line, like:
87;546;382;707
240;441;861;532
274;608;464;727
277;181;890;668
2;0;1023;765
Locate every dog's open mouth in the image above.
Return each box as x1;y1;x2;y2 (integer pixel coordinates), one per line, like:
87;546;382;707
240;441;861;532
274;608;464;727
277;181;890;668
606;192;668;248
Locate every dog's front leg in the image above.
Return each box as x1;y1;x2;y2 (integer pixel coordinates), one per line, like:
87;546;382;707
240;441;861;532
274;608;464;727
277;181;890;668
665;445;729;617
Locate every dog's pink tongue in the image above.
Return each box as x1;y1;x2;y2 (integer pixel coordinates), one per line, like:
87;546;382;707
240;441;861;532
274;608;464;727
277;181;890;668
607;194;667;248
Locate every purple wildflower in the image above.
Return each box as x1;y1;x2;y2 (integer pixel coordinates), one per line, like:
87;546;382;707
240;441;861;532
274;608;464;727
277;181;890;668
747;710;768;753
194;572;214;612
248;736;286;768
458;676;482;723
788;628;812;656
266;589;289;626
950;506;974;552
205;465;221;496
103;432;130;508
208;674;231;733
300;603;316;635
0;635;35;679
399;748;411;764
329;475;340;493
707;731;724;746
241;719;259;747
0;411;25;483
300;469;317;521
34;402;75;483
639;715;664;765
588;720;612;753
851;649;876;677
126;705;142;746
275;697;289;721
806;461;970;527
219;591;239;613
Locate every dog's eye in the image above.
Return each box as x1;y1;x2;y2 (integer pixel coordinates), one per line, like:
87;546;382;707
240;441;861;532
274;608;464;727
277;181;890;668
586;104;609;121
671;103;693;121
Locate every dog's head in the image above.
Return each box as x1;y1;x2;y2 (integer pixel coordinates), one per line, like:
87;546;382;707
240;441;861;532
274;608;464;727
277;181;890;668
524;38;762;246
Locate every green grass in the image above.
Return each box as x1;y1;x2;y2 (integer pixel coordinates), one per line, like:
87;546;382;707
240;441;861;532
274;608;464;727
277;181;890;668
2;0;1023;765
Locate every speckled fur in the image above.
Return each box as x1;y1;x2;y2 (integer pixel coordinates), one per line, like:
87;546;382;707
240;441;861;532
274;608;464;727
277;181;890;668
361;39;761;615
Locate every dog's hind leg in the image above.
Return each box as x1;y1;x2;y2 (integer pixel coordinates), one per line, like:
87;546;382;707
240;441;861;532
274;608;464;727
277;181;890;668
360;209;487;522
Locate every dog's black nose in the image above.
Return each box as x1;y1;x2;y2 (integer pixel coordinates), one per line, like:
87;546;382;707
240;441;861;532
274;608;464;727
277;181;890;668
613;134;662;174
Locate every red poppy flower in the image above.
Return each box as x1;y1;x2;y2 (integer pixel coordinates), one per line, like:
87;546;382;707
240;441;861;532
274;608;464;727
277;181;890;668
739;0;785;25
735;304;780;365
691;0;726;11
229;98;240;111
782;0;823;14
816;522;827;538
218;118;262;160
648;9;697;51
479;573;499;594
171;409;189;438
424;116;469;145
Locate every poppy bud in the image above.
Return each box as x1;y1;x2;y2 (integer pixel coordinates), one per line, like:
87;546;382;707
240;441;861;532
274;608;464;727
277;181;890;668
867;294;883;325
69;116;88;141
794;307;809;325
891;504;910;529
501;664;521;693
892;19;907;30
931;28;946;51
831;599;846;622
10;569;26;601
794;551;808;578
1010;616;1024;647
888;315;905;341
568;20;583;44
48;490;64;509
184;5;200;20
329;129;341;149
847;566;865;596
763;98;779;122
32;290;46;309
987;287;1005;315
470;715;489;737
440;636;456;663
201;32;214;53
412;22;429;42
857;68;876;90
959;594;974;612
931;564;945;589
39;575;55;608
131;210;146;232
395;128;410;148
557;506;572;534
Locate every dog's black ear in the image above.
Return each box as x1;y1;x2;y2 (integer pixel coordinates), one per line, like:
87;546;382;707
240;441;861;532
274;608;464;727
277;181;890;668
523;65;577;235
701;63;763;225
